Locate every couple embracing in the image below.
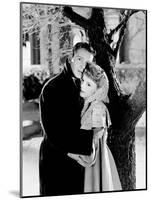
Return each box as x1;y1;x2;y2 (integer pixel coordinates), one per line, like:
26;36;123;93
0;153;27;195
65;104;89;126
39;42;122;196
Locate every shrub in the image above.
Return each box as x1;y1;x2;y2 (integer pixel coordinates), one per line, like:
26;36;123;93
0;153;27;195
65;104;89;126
23;74;43;101
23;68;50;101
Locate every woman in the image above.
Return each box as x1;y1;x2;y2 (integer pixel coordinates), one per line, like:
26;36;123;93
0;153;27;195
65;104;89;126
68;62;122;192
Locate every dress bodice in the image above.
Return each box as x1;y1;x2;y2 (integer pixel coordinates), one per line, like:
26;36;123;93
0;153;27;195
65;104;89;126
81;100;111;130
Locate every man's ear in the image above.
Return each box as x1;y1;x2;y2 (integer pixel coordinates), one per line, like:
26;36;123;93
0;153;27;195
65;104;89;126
68;55;73;63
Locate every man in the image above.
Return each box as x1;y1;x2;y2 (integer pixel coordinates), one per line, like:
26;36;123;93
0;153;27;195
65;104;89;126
39;42;96;196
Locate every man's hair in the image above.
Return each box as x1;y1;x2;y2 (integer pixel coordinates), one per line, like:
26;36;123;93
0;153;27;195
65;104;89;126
72;42;96;57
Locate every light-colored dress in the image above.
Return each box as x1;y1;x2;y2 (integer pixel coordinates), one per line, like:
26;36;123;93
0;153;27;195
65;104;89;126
68;68;122;192
68;100;122;192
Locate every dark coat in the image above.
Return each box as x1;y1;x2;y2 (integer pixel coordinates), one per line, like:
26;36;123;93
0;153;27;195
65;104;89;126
39;60;94;196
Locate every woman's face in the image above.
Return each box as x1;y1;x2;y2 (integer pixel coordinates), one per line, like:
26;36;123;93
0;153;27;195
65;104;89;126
80;74;97;99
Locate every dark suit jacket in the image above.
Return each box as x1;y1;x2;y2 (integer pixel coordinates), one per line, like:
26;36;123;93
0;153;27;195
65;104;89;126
39;60;94;196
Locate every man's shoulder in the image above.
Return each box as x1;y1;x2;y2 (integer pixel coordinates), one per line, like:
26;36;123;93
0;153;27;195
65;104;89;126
43;71;63;88
41;70;66;97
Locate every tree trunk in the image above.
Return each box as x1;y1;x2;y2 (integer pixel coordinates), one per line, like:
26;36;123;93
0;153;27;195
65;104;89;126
107;127;136;189
63;6;146;190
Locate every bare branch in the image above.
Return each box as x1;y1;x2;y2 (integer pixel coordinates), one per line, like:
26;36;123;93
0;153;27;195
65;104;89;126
107;10;141;44
113;23;126;59
107;10;129;43
111;10;144;58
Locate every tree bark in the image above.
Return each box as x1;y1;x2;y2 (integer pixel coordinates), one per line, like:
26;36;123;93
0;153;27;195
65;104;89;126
63;7;146;190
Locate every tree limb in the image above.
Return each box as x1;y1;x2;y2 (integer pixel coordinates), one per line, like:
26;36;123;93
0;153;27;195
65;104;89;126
107;10;140;43
113;22;127;59
116;67;146;138
112;10;142;58
87;8;106;29
63;6;89;29
129;72;146;126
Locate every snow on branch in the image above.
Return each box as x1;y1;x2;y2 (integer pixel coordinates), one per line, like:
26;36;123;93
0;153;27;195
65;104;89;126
22;4;65;34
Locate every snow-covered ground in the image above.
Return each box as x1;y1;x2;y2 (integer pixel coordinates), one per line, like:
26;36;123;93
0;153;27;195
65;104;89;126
22;137;42;196
22;128;146;197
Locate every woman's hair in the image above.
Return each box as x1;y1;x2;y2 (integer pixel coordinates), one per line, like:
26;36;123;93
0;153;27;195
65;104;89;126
83;62;108;89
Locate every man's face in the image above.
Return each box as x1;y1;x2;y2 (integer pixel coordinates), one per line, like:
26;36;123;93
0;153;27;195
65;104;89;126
71;48;94;79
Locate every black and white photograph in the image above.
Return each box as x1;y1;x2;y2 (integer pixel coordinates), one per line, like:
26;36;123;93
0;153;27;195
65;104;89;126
20;2;147;198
